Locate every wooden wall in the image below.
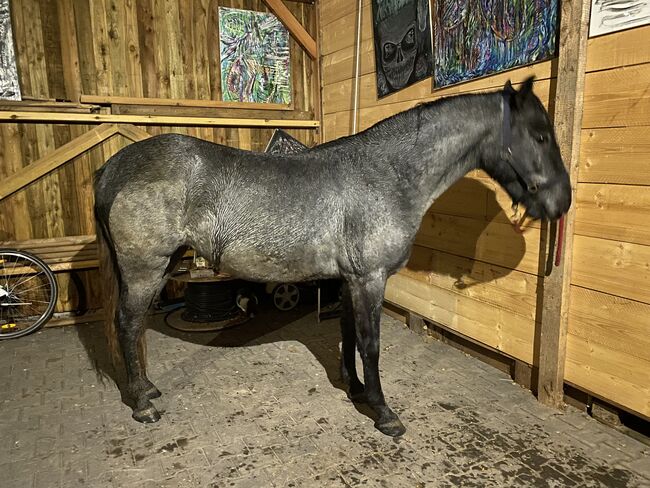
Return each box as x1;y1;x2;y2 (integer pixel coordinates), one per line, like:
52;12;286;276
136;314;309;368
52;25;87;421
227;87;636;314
320;2;649;418
567;26;650;418
0;0;317;314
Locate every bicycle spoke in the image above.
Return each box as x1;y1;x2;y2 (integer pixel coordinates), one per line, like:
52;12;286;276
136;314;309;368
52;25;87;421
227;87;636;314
9;271;44;294
12;281;51;295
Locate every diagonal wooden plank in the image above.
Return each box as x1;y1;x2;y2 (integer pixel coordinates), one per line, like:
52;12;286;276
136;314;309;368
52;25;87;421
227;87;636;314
0;124;119;201
117;124;152;142
262;0;318;59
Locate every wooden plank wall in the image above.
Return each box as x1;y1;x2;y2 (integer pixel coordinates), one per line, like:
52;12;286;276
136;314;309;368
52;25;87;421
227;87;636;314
320;3;649;418
567;26;650;418
0;0;317;314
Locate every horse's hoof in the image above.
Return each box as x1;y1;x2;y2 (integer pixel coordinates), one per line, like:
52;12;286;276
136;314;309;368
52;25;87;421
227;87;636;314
375;417;406;437
132;406;161;423
145;386;162;399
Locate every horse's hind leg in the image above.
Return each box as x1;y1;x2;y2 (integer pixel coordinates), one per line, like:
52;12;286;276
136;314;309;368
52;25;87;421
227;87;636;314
340;283;364;400
116;254;171;423
347;272;406;437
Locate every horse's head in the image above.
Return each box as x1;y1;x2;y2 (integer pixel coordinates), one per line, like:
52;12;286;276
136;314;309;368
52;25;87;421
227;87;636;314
483;76;571;221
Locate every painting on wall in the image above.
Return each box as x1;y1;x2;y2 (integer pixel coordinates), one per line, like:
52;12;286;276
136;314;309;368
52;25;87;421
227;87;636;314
0;0;21;100
433;0;558;88
589;0;650;37
371;0;433;98
219;7;291;105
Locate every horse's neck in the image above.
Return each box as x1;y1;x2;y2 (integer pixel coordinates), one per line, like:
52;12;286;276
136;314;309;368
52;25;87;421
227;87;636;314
355;93;500;219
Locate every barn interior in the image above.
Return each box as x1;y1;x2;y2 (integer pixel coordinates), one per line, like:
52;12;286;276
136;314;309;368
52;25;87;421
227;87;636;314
0;0;649;486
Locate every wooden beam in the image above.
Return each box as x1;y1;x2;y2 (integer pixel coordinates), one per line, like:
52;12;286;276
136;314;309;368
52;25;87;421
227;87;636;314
58;0;82;102
80;94;292;110
117;124;152;142
262;0;318;59
0;111;320;128
536;0;591;409
0;124;119;201
112;104;313;120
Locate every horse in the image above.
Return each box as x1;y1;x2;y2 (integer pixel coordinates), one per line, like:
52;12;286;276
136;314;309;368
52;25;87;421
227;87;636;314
94;76;571;437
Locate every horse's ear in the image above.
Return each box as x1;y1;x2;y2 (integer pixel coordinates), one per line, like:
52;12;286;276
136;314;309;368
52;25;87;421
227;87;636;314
504;80;515;94
518;76;536;98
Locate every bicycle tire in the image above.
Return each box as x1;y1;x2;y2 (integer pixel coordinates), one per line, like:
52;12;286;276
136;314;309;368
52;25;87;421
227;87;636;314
0;250;58;340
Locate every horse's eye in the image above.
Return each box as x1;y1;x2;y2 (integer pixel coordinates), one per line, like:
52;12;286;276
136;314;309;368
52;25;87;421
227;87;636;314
536;134;546;144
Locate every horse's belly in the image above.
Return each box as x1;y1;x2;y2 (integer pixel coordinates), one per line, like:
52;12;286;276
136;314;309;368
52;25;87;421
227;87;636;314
218;246;339;283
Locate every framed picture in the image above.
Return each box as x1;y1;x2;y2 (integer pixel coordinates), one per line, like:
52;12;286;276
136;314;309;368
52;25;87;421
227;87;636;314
0;0;21;101
589;0;650;37
219;7;291;104
371;0;433;98
433;0;559;88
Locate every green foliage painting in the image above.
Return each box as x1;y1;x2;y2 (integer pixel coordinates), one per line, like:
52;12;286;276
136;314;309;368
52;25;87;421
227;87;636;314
219;7;291;104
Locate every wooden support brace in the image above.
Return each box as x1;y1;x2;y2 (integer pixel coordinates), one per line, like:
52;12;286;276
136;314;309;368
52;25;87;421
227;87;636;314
0;111;320;128
0;124;119;201
262;0;318;60
536;0;591;408
117;124;152;142
80;95;292;111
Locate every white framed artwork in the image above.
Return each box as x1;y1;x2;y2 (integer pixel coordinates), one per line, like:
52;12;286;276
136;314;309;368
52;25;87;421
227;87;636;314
589;0;650;37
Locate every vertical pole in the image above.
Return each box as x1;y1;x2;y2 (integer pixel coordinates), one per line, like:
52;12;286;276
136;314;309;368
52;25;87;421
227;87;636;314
352;0;363;135
536;0;591;408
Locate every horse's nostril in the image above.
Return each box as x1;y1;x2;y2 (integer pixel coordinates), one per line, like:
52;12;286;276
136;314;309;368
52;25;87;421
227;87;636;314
528;183;538;194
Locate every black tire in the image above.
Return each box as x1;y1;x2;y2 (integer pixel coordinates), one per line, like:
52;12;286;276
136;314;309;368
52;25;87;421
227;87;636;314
0;250;58;339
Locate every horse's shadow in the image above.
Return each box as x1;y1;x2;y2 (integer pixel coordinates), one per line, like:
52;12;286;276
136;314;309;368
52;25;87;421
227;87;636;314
405;177;528;286
75;303;379;422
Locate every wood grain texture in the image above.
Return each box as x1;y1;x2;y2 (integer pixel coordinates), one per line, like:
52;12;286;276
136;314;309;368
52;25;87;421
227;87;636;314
0;124;119;201
571;235;650;304
579;127;650;185
385;273;535;363
0;111;319;127
568;286;650;362
262;0;317;59
575;183;650;246
536;0;590;409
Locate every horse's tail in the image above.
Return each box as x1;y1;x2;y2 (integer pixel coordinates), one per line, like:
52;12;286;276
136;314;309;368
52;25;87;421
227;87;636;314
95;207;123;370
95;168;147;375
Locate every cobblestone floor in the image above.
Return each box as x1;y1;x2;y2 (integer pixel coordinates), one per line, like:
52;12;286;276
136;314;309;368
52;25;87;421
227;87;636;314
1;306;649;487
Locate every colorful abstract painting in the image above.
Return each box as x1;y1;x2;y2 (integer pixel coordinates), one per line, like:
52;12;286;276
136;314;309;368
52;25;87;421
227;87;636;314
0;0;21;100
434;0;558;88
219;7;291;104
371;0;433;98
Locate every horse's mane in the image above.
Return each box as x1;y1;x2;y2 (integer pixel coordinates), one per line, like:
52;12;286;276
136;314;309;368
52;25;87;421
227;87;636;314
311;91;495;153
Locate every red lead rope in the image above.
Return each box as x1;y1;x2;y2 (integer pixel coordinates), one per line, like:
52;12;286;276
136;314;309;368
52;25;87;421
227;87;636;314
555;216;565;267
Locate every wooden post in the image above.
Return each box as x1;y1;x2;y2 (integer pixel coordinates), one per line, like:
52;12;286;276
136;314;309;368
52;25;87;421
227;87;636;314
536;0;591;408
262;0;318;59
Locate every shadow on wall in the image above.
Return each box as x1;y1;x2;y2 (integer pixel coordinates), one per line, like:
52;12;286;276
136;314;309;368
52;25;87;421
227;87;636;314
403;177;529;287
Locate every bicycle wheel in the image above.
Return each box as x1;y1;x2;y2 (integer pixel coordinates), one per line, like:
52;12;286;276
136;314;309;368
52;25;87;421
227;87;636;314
0;250;58;339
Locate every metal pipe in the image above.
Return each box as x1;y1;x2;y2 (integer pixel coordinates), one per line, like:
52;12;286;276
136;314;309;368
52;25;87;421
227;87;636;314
352;0;363;135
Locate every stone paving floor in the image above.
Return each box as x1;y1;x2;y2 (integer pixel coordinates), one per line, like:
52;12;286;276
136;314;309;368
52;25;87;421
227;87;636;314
1;306;649;487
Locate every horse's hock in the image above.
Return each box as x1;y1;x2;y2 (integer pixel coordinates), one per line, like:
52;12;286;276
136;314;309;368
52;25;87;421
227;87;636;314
1;0;650;486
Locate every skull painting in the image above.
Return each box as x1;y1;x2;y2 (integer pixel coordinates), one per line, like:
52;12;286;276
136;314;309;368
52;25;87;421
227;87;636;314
372;0;433;98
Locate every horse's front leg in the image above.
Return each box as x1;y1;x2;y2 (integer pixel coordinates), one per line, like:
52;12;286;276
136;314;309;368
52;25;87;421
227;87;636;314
347;273;406;437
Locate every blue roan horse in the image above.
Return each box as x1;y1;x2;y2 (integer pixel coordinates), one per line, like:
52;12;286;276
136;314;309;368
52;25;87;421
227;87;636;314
95;77;571;436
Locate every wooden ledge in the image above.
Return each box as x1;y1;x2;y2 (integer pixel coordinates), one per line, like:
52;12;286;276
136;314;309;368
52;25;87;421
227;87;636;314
0;111;319;128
